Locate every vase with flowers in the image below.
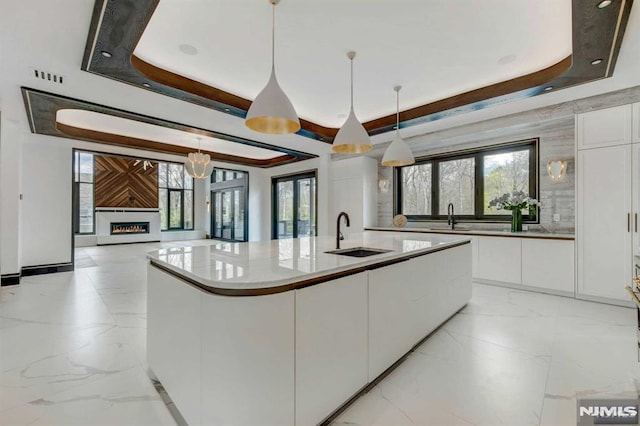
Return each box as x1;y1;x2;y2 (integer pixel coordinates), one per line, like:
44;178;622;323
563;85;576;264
487;191;539;232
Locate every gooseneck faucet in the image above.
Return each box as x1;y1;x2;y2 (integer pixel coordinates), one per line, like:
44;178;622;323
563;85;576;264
447;203;456;230
336;212;351;249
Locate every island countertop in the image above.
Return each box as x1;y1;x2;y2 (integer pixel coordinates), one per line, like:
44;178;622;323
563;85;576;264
146;231;471;296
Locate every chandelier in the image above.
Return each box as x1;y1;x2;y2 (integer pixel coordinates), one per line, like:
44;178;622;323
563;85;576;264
185;137;214;179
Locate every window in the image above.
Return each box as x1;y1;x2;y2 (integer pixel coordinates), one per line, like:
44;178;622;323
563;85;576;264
272;171;317;239
210;168;248;242
73;151;95;234
158;162;194;230
396;140;538;221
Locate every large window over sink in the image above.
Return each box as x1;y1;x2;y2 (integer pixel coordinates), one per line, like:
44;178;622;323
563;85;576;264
395;139;538;222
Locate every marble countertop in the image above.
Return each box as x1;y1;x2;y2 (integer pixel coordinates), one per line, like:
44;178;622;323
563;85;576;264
146;231;471;295
365;226;574;240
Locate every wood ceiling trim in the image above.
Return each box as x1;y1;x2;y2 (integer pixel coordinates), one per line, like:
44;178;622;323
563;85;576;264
21;87;315;168
82;0;634;142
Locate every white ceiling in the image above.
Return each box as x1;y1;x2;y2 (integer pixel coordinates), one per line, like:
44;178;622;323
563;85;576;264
0;0;638;160
135;0;572;128
56;109;286;160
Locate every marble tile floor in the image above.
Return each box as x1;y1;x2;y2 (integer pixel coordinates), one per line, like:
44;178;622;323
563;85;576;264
0;242;638;425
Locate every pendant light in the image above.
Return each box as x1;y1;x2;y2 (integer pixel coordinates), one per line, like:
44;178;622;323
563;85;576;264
332;51;372;154
185;137;214;179
381;86;415;167
245;0;300;134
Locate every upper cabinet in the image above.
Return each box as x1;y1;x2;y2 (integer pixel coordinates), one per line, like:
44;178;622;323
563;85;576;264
576;104;632;149
633;103;640;144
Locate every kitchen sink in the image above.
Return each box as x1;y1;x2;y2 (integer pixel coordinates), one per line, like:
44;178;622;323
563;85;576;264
325;247;393;257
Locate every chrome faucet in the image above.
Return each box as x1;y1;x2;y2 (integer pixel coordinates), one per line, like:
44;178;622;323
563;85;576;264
336;212;351;249
447;203;456;230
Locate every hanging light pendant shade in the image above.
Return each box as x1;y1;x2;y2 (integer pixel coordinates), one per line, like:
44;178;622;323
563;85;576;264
381;86;415;167
245;0;300;134
185;137;214;179
332;51;372;154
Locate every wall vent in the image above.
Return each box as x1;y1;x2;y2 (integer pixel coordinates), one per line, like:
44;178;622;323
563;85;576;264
31;68;64;84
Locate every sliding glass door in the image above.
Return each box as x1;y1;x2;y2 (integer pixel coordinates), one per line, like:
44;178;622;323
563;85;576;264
272;172;317;239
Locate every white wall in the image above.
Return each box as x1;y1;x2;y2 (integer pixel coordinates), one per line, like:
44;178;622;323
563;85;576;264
0;116;22;275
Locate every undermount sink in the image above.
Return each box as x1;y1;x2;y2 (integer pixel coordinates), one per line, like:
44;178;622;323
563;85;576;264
325;247;393;257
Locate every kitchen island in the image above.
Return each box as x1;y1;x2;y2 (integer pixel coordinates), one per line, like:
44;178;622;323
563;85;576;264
146;231;471;425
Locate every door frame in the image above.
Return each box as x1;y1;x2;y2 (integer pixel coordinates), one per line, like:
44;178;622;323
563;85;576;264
210;170;249;242
271;170;318;240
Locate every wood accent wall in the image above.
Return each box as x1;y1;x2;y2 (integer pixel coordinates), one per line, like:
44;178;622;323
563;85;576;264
94;155;158;208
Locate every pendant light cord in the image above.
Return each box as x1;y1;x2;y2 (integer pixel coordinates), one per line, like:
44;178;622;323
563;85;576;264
271;2;275;70
396;90;400;131
350;56;354;110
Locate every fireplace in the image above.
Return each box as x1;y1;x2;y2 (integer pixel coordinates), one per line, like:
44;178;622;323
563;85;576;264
110;221;150;235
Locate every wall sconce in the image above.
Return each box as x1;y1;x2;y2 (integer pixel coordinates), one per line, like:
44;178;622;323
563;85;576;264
547;159;567;181
378;175;390;193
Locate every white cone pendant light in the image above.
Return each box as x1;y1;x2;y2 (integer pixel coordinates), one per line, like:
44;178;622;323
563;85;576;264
185;137;214;179
245;0;300;134
332;51;372;154
381;86;415;167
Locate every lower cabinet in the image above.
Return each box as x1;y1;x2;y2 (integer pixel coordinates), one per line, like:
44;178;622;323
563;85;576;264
476;237;522;284
474;236;575;295
295;273;368;426
368;245;472;379
522;239;575;293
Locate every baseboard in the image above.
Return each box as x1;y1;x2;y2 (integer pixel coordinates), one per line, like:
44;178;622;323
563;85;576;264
21;262;74;277
473;279;576;299
1;274;21;286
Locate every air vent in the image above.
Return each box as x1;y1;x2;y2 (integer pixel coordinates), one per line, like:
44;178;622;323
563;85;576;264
31;68;64;84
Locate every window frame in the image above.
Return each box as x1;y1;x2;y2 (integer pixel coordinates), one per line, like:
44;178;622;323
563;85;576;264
210;167;249;242
158;161;194;231
271;170;318;240
73;150;95;235
394;139;539;222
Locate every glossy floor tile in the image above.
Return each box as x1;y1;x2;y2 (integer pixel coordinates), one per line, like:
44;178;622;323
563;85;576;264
1;242;638;425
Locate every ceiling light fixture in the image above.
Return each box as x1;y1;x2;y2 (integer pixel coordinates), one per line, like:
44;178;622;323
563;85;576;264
185;137;214;179
381;86;415;167
332;51;372;154
597;0;612;8
101;51;112;58
245;0;300;135
142;83;151;88
544;86;554;91
591;58;603;65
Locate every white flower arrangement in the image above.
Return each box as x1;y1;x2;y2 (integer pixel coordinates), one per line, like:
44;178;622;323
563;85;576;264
487;190;539;213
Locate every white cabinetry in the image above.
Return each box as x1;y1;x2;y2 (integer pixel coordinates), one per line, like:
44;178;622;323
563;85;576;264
522;239;575;293
476;237;522;284
295;273;368;426
577;104;639;303
368;244;471;379
147;267;202;426
577;104;632;149
331;157;378;234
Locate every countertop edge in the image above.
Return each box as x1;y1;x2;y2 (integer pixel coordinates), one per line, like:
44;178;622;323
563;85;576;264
365;227;575;240
148;239;471;297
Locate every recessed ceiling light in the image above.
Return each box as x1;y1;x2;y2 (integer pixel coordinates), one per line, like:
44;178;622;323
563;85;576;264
544;86;554;91
179;44;199;56
142;83;151;88
591;58;603;65
224;108;230;112
101;51;112;58
597;0;612;8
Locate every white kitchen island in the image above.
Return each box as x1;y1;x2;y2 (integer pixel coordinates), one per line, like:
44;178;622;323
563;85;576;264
146;231;472;426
